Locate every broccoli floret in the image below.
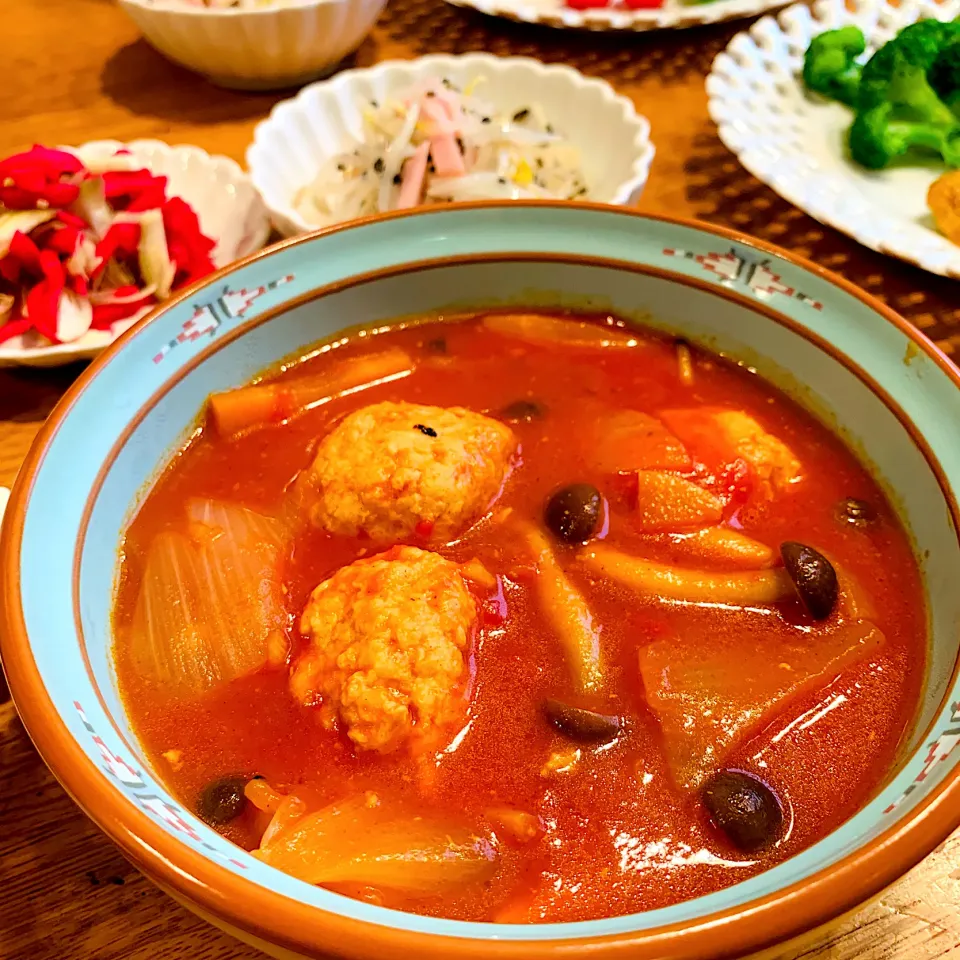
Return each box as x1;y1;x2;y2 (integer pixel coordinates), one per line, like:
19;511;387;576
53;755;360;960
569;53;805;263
930;40;960;114
803;26;867;107
847;20;960;168
849;101;960;168
857;20;960;124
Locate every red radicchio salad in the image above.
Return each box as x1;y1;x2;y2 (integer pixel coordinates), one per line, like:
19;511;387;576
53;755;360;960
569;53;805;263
0;144;217;349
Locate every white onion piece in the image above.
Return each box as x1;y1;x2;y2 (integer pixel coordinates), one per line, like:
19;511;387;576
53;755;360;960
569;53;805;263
129;500;288;699
254;794;498;893
55;290;94;342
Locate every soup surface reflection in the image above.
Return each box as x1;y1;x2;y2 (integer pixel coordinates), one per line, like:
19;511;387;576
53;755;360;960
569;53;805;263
113;311;926;923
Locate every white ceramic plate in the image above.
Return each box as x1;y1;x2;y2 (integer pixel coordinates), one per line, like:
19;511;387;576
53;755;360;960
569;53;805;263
443;0;790;33
247;54;655;237
707;0;960;279
0;140;270;369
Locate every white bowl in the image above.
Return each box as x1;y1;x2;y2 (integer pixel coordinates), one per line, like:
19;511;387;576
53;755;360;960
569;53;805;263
0;139;269;370
706;0;960;279
117;0;386;91
246;54;656;237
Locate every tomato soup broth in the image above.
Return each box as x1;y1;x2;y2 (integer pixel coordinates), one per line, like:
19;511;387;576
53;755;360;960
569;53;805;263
113;311;926;924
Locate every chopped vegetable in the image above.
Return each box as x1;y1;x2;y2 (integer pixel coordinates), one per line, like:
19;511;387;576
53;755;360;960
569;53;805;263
632;470;724;532
675;338;695;385
851;20;960;170
293;79;588;226
581;544;794;606
540;745;581;776
0;144;215;347
802;26;867;107
524;524;603;693
483;312;638;348
252;792;498;893
208;348;413;436
589;410;690;474
486;807;542;844
660;408;802;496
128;499;288;698
639;617;884;787
666;526;775;569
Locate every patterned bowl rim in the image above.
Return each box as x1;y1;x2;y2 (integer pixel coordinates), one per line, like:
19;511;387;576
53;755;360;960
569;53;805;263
3;201;960;960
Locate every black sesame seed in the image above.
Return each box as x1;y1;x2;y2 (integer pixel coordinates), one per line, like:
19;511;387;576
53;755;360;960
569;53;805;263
535;157;543;168
428;163;436;173
575;187;587;197
456;137;465;152
373;157;385;174
442;77;452;87
481;117;491;124
414;424;438;437
336;163;345;171
393;173;402;185
513;108;530;122
370;99;379;108
498;177;507;185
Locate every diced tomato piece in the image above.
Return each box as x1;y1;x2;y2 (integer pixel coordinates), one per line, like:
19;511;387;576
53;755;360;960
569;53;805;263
623;0;663;8
566;0;610;10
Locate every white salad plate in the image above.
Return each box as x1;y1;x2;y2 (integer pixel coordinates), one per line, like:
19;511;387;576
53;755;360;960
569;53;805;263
442;0;790;34
0;140;269;369
247;54;655;237
707;0;960;279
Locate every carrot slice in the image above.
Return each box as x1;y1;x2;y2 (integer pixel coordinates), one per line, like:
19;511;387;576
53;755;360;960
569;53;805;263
208;348;413;437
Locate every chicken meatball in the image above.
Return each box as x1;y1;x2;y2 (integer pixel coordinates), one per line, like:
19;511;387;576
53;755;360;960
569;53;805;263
290;546;478;753
301;401;517;544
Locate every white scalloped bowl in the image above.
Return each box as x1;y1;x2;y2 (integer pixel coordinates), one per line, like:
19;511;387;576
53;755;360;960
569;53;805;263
246;55;655;237
0;140;270;370
706;0;960;279
117;0;386;91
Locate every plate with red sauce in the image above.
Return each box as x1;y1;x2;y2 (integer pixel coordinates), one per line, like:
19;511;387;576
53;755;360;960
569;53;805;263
4;203;960;960
441;0;791;34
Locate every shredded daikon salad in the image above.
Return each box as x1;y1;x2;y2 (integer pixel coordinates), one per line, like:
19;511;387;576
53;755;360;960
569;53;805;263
293;77;589;227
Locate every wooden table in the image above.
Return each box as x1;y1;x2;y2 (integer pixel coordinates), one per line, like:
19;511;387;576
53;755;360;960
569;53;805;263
3;0;960;957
